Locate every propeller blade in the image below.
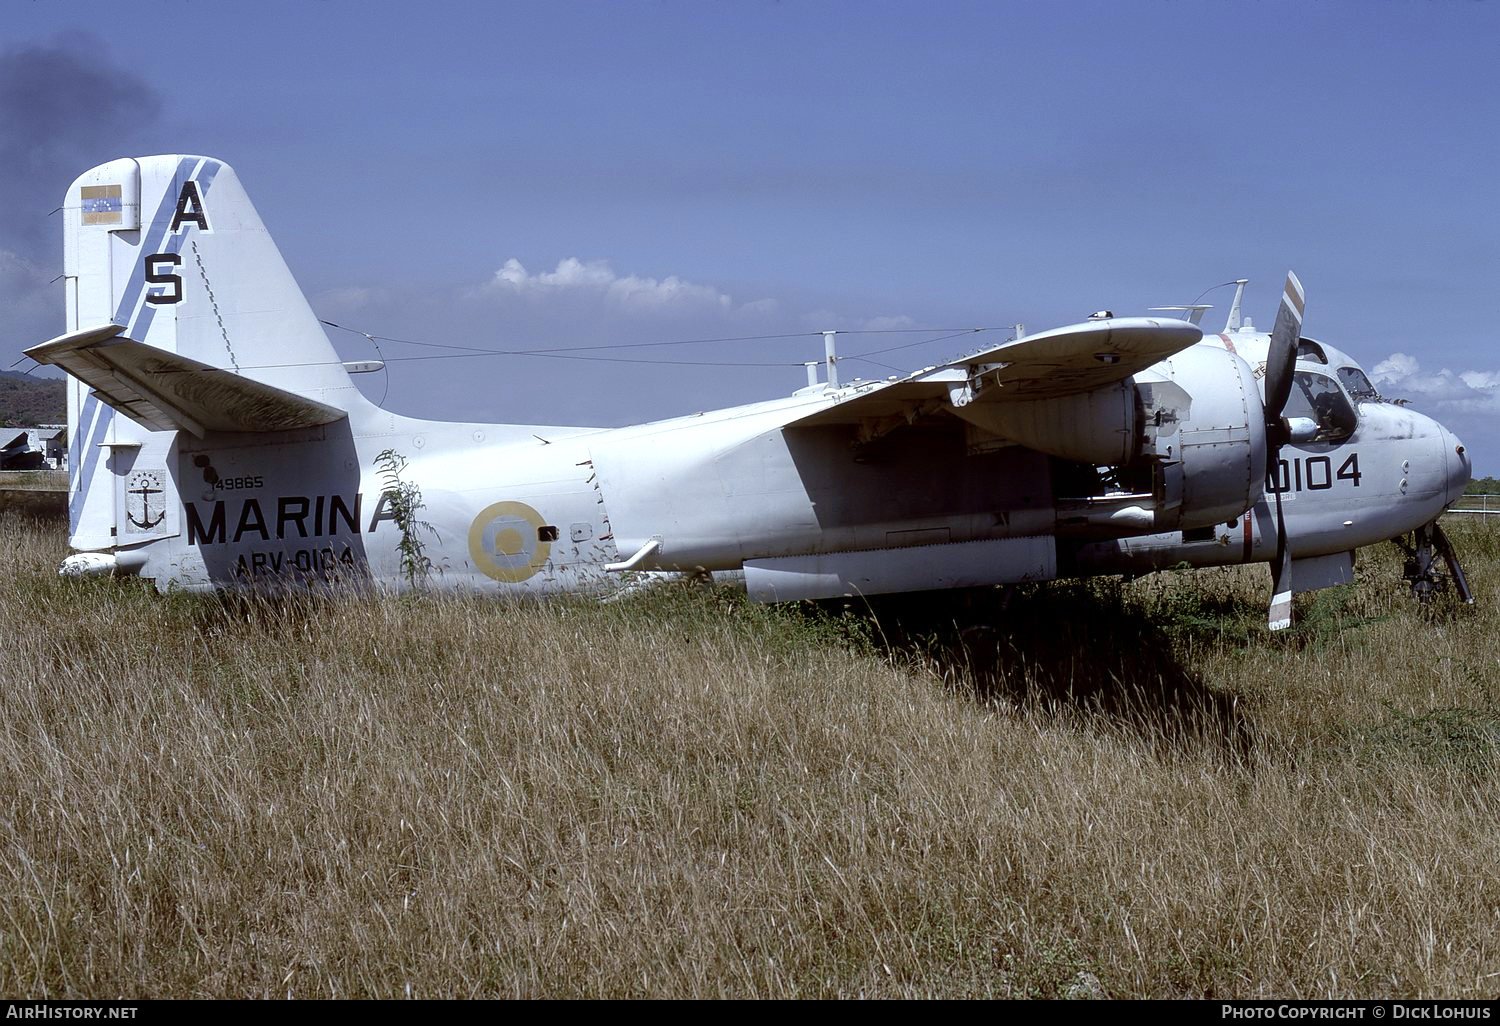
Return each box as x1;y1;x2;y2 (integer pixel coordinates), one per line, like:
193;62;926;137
1264;271;1304;425
1263;271;1304;630
1268;487;1293;630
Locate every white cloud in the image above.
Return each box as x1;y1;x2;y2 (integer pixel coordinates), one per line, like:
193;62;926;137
1371;352;1419;381
735;297;780;318
1371;352;1500;410
482;257;734;313
860;314;919;332
1461;370;1500;389
798;310;921;333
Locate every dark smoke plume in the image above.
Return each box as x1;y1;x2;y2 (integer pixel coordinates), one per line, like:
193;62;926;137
0;35;161;356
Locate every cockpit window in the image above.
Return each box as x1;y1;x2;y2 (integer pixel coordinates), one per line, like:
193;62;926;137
1337;366;1380;402
1283;370;1357;444
1296;340;1329;364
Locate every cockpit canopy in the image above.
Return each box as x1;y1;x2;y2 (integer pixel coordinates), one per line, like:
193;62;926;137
1299;336;1382;403
1213;331;1385;444
1284;368;1358;444
1336;365;1380;402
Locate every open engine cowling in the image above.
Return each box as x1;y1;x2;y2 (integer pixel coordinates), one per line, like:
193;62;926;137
1139;343;1268;530
953;341;1268;534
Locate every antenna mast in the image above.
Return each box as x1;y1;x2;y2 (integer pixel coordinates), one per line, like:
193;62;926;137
1224;279;1250;333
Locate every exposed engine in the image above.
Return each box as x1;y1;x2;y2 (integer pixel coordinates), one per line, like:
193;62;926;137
952;341;1268;537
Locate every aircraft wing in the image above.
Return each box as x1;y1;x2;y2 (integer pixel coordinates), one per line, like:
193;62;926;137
791;317;1202;427
26;323;347;436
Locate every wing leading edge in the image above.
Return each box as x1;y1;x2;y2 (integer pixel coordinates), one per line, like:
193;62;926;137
790;317;1202;429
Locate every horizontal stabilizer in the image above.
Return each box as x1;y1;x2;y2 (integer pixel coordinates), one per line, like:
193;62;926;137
26;324;347;436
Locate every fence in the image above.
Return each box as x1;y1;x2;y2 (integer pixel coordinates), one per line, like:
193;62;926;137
1448;494;1500;516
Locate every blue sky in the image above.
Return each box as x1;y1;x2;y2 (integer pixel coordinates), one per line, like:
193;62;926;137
3;0;1498;470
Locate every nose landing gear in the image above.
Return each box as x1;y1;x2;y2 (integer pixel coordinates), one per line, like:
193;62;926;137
1397;521;1474;605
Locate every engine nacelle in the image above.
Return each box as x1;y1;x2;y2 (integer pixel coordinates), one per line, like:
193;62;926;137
957;341;1267;534
1138;343;1268;530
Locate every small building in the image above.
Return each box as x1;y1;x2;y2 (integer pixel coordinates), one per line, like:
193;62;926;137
0;425;67;471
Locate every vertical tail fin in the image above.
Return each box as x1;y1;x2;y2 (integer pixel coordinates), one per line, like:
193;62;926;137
67;155;364;404
45;155;374;550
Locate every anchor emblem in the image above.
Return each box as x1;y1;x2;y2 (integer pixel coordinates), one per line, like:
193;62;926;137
126;471;166;531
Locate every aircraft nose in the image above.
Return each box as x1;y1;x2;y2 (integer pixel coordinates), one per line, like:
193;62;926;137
1443;426;1472;507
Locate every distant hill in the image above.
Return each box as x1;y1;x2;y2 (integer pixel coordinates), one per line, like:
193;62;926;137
0;371;65;427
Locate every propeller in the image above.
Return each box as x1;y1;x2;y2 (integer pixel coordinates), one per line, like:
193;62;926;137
1264;271;1305;631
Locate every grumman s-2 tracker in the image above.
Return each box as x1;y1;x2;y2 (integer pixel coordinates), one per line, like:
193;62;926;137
26;155;1475;629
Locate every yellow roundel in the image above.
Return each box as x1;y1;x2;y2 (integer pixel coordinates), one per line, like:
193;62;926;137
468;500;551;583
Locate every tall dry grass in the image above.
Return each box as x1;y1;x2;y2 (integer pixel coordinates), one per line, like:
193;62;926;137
2;512;1498;998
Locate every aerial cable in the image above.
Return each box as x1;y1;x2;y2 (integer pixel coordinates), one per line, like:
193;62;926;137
5;321;1012;380
319;320;1010;363
319;320;822;356
378;350;803;368
848;327;1002;360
